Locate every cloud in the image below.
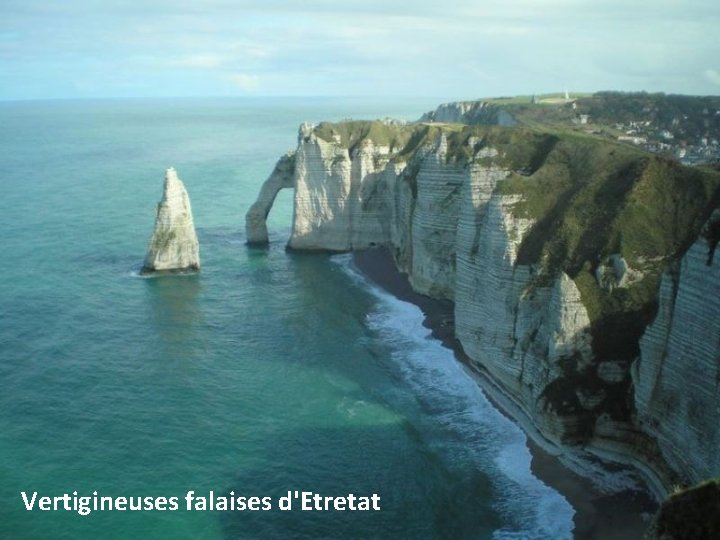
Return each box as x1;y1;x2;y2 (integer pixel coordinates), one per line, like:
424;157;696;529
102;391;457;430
1;0;720;98
169;54;224;69
704;69;720;87
227;72;260;91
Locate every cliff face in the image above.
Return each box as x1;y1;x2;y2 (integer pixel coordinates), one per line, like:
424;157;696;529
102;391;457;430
288;122;400;251
142;167;200;273
246;119;720;495
455;187;594;445
633;211;720;486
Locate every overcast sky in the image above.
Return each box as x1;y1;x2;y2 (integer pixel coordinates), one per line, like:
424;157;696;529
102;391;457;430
1;0;719;100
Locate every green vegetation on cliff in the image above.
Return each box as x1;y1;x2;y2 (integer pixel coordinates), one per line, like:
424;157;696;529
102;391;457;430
495;132;720;363
313;120;415;154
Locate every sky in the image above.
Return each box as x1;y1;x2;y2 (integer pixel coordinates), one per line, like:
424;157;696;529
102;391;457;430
1;0;719;100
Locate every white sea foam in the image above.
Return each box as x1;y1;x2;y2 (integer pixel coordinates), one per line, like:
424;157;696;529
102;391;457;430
334;255;575;539
126;267;198;279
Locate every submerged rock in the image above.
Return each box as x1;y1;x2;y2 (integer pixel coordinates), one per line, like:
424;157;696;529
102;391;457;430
142;167;200;274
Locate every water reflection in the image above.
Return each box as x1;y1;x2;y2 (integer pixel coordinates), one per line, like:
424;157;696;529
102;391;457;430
144;273;202;355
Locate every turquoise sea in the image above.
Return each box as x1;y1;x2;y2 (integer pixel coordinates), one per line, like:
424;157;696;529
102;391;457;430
0;98;574;539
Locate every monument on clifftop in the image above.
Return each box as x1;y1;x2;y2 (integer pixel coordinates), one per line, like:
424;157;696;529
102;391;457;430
141;167;200;274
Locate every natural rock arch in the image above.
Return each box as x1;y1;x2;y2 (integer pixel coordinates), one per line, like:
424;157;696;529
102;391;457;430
245;152;295;245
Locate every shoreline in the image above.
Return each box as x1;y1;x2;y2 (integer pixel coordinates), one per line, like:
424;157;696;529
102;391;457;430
352;247;657;539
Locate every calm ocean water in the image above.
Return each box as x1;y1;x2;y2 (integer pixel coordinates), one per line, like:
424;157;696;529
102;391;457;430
0;98;573;539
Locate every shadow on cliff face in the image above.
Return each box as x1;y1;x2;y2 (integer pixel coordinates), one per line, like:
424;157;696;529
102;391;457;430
214;423;501;540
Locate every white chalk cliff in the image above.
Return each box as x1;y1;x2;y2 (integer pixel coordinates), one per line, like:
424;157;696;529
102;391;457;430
246;116;720;498
288;122;399;252
633;211;720;486
142;167;200;273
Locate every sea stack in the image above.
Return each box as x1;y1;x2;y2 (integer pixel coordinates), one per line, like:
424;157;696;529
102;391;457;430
141;167;200;274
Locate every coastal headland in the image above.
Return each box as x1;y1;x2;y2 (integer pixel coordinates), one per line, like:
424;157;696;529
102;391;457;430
246;92;720;537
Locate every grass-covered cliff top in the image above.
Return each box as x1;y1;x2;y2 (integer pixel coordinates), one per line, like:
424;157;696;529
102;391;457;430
313;118;566;166
495;133;718;274
313;120;416;154
494;129;720;361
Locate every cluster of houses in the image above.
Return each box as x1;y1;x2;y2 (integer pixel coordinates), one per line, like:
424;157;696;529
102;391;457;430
574;106;720;165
